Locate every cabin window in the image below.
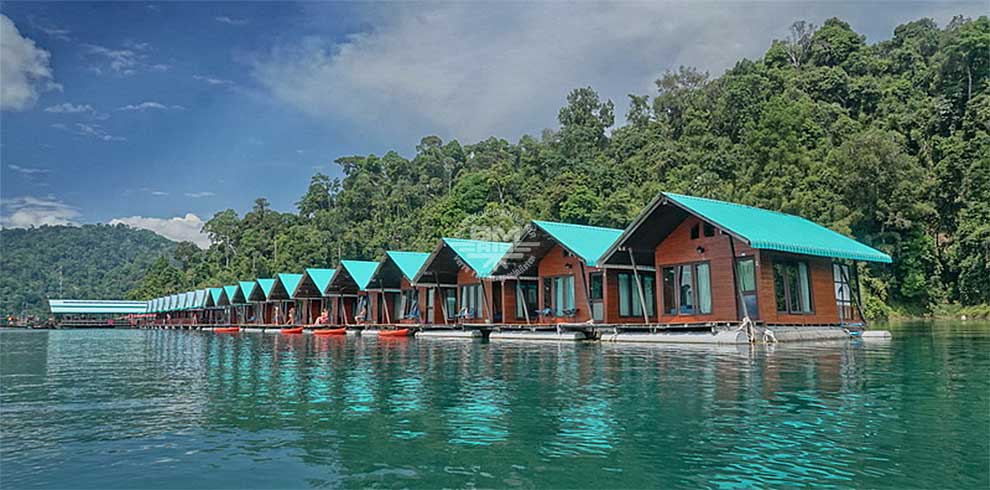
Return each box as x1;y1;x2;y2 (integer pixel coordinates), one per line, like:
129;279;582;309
690;223;700;240
401;290;419;319
833;263;855;322
545;275;576;316
661;262;712;315
774;260;813;314
736;258;759;319
618;272;656;317
515;282;539;320
589;273;603;301
703;223;715;237
459;284;483;318
444;288;457;319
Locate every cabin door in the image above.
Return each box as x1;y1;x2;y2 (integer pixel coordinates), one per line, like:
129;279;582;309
735;258;759;320
833;263;855;323
589;272;604;322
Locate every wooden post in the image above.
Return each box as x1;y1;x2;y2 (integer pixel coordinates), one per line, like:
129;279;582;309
578;261;593;323
479;280;491;323
380;283;391;325
627;249;650;325
433;272;449;325
841;261;867;326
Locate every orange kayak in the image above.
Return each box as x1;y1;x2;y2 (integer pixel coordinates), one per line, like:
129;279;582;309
313;328;347;335
379;328;411;337
215;327;240;333
280;327;304;334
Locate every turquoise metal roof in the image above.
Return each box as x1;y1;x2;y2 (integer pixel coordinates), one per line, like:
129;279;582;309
256;278;276;300
340;260;379;291
238;281;257;301
183;291;195;309
277;273;304;298
443;238;512;277
532;220;624;267
49;299;149;315
385;251;430;280
223;285;240;304
177;292;188;310
193;289;207;308
665;193;892;263
305;268;336;294
208;288;223;306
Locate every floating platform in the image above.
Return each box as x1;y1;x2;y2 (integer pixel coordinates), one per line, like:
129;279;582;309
489;330;586;341
601;326;857;344
415;329;482;339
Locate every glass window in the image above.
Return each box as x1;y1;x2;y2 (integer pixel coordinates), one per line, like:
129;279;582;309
547;276;576;316
515;282;538;319
773;260;814;314
662;268;676;315
444;288;457;319
690;224;700;240
703;223;715;237
736;259;756;292
697;263;711;314
460;284;482;318
678;265;694;314
618;272;656;317
589;273;603;301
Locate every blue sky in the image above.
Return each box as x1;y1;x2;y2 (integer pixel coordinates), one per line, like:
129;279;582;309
1;1;984;246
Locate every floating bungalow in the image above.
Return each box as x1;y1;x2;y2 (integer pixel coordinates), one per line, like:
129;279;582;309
77;191;892;342
367;251;431;325
325;260;378;325
412;238;512;325
597;192;891;341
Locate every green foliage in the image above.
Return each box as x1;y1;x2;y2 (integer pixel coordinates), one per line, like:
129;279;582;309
1;225;175;316
37;16;989;318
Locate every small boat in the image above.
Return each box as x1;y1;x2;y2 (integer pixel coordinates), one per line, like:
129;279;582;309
379;328;411;338
280;327;304;334
214;327;240;333
313;327;347;336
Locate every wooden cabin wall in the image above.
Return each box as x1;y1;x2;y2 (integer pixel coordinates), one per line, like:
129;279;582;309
654;215;757;324
757;251;842;325
500;279;521;324
602;268;656;324
536;244;597;323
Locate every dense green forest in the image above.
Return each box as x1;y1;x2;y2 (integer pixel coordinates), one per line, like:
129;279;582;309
71;16;990;319
1;224;175;316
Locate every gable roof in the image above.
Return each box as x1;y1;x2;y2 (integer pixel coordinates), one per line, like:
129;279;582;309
238;281;257;301
222;285;239;305
340;260;379;291
531;220;624;267
384;251;430;280
193;289;207;308
276;273;304;298
48;299;149;315
255;278;276;300
208;287;224;306
304;268;336;295
443;238;512;277
602;192;892;265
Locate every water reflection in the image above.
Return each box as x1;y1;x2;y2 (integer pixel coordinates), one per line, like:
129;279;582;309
1;323;988;489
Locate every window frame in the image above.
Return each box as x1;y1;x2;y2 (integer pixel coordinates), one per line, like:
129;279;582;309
543;274;576;317
515;281;539;320
660;260;713;317
617;271;656;318
773;258;815;315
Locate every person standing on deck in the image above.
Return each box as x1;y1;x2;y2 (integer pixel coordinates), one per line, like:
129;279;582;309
287;306;296;325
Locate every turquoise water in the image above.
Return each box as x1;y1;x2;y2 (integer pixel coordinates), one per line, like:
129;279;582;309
1;322;988;489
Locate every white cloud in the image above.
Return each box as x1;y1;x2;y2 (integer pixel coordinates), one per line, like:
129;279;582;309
0;196;79;228
83;44;142;75
45;102;95;114
109;213;210;248
192;74;235;87
117;101;183;111
215;16;249;26
56;122;125;142
8;164;49;175
252;2;988;144
30;18;71;42
150;191;168;196
149;63;171;72
1;14;60;111
184;192;215;198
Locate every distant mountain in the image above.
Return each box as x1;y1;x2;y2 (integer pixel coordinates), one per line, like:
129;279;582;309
0;224;176;317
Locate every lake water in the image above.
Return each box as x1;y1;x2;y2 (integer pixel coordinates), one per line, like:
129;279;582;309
1;322;988;489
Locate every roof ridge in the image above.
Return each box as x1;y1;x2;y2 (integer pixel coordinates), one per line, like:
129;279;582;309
666;192;795;218
533;219;624;233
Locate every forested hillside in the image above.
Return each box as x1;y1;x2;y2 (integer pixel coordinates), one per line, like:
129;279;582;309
134;16;988;318
1;225;176;316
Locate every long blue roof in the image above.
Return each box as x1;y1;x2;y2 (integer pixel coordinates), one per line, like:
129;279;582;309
531;220;624;267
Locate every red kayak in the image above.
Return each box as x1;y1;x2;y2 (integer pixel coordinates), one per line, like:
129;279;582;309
379;328;411;338
280;327;304;334
313;328;347;336
214;327;240;333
